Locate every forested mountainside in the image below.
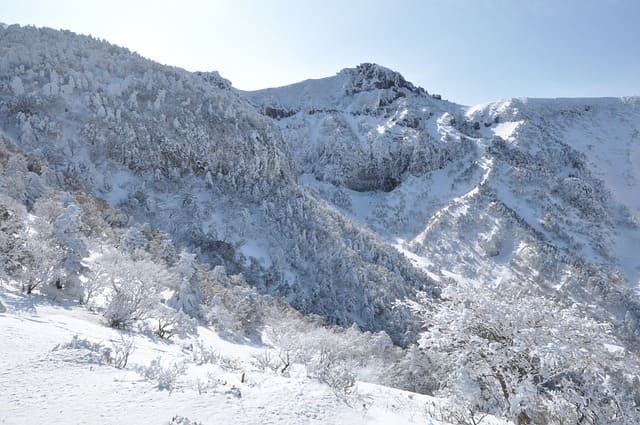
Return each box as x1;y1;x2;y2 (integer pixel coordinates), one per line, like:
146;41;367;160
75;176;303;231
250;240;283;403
0;25;438;343
250;67;640;341
2;24;640;424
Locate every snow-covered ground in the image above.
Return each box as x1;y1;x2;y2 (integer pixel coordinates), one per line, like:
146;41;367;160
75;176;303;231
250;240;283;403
0;287;507;425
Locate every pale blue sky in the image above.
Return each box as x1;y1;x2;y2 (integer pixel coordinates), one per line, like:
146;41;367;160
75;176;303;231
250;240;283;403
1;0;638;105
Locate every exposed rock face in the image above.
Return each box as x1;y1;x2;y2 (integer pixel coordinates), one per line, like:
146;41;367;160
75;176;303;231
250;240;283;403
343;63;427;95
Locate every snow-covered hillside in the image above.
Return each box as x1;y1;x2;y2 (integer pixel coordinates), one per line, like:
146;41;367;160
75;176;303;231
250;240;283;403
2;287;517;425
247;64;640;422
2;24;640;424
250;66;640;285
0;25;439;343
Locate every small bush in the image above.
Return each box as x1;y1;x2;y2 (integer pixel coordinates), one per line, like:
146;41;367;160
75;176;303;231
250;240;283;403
106;335;135;369
308;348;356;397
153;307;197;340
51;334;135;369
168;415;204;425
252;349;290;374
138;357;186;390
190;339;220;365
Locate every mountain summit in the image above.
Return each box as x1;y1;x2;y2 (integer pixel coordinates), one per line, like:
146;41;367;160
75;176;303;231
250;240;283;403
341;63;426;95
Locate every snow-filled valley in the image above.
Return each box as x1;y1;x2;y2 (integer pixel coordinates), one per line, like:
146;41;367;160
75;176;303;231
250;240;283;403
1;24;640;424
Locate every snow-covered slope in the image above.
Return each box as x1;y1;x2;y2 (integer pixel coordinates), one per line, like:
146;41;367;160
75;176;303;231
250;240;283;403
2;288;511;425
245;68;640;422
0;26;439;343
251;71;640;327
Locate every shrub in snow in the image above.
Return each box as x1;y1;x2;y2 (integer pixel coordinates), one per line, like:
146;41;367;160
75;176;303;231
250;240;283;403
432;405;489;425
252;350;277;372
94;251;169;328
104;279;157;328
309;352;356;397
51;335;135;369
252;349;291;374
187;340;240;370
190;340;221;365
51;335;108;364
203;269;263;341
105;335;136;369
168;416;203;425
82;244;198;336
153;305;197;340
385;344;445;395
138;357;186;391
81;264;108;306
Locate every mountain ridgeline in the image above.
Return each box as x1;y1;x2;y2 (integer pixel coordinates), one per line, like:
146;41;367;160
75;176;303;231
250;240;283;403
2;24;640;423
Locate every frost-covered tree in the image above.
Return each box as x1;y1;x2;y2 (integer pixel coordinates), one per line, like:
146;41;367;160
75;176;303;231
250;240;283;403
167;250;201;317
202;266;263;341
95;250;169;328
14;212;64;294
417;281;640;424
54;202;88;280
0;196;28;279
31;197;88;295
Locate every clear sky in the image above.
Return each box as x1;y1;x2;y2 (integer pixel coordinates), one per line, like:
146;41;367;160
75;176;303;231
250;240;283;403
1;0;639;105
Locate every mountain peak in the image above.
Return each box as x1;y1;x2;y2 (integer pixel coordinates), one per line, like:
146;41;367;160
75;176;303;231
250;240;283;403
341;62;427;96
195;70;233;90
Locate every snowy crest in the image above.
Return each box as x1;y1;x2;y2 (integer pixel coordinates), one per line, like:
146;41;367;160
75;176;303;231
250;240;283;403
341;62;426;96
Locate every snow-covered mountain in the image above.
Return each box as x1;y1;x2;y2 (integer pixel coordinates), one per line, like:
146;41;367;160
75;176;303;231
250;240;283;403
249;65;640;341
2;24;640;424
246;63;465;193
245;64;640;422
0;26;439;344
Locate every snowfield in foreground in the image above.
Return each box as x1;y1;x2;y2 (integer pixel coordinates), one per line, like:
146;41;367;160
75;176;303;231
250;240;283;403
0;288;507;425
